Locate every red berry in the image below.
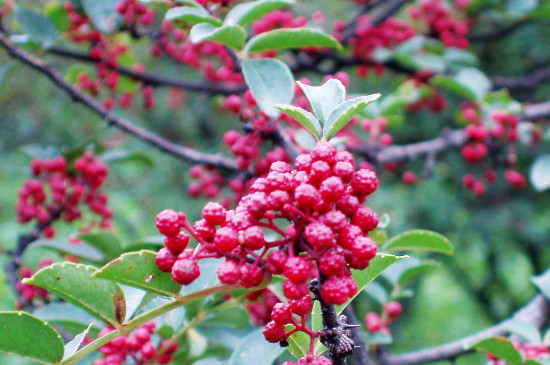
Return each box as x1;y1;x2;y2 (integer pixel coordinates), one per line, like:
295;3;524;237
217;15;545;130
365;312;383;332
284;256;310;284
282;279;308;300
385;301;402;318
352;236;377;260
351;169;379;196
239;264;264;288
263;320;286;343
156;209;181;236
265;250;288;274
202;202;226;226
289;295;313;316
304;223;335;249
171;259;200;285
243;226;265;250
318;250;347;276
352;206;378;232
155;247;177;272
164;232;190;255
214;226;239;253
271;303;293;325
217;260;240;285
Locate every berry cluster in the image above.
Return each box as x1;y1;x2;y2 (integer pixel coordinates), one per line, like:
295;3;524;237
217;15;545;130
115;0;154;26
154;142;380;355
408;0;470;48
336;16;414;76
459;106;527;195
15;259;53;307
152;21;243;85
364;301;403;334
16;152;111;236
95;322;178;365
487;341;549;364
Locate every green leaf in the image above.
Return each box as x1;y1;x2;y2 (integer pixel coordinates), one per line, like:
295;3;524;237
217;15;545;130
430;75;477;101
533;268;550;300
93;250;181;297
15;6;57;48
530;154;550;192
242;58;295;118
325;94;381;140
79;232;122;260
23;263;126;326
382;230;454;255
165;7;222;26
227;327;285;365
500;320;541;343
174;0;204;7
394;52;446;73
274;104;321;139
286;324;309;359
397;260;440;286
63;323;93;361
190;23;247;50
0;311;64;364
33;303;102;335
81;0;121;34
469;337;522;365
335;253;407;313
293;129;317;151
454;68;491;100
30;239;105;262
245;28;341;53
224;0;293;26
297;79;346;125
45;2;71;32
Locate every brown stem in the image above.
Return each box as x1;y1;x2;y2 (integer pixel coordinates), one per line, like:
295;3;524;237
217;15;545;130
381;294;550;365
0;33;240;172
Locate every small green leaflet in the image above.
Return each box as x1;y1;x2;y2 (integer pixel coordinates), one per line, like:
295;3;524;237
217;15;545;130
297;79;346;125
274;104;322;139
165;6;222;26
382;230;454;255
224;0;293;27
190;23;247;50
245;28;341;53
15;6;57;48
469;337;522;365
325;94;381;140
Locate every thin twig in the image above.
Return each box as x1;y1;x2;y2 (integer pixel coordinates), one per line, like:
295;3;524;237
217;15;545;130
0;33;240;172
381;294;549;365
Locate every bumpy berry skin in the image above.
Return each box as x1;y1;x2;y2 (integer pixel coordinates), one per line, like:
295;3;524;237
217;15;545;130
239;264;264;288
202;202;227;225
243;226;265;250
171;259;200;285
216;260;240;284
304;223;335;249
298;355;332;364
352;237;378;260
351;169;379;197
214;226;239;252
284;257;311;284
164;232;189;255
156;209;181;236
289;295;313;316
265;250;288;274
321;276;357;305
271;303;293;325
352;206;379;232
283;280;309;300
155;248;177;272
263;320;286;343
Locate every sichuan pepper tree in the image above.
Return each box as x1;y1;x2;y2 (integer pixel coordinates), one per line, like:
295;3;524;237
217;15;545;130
0;0;550;365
